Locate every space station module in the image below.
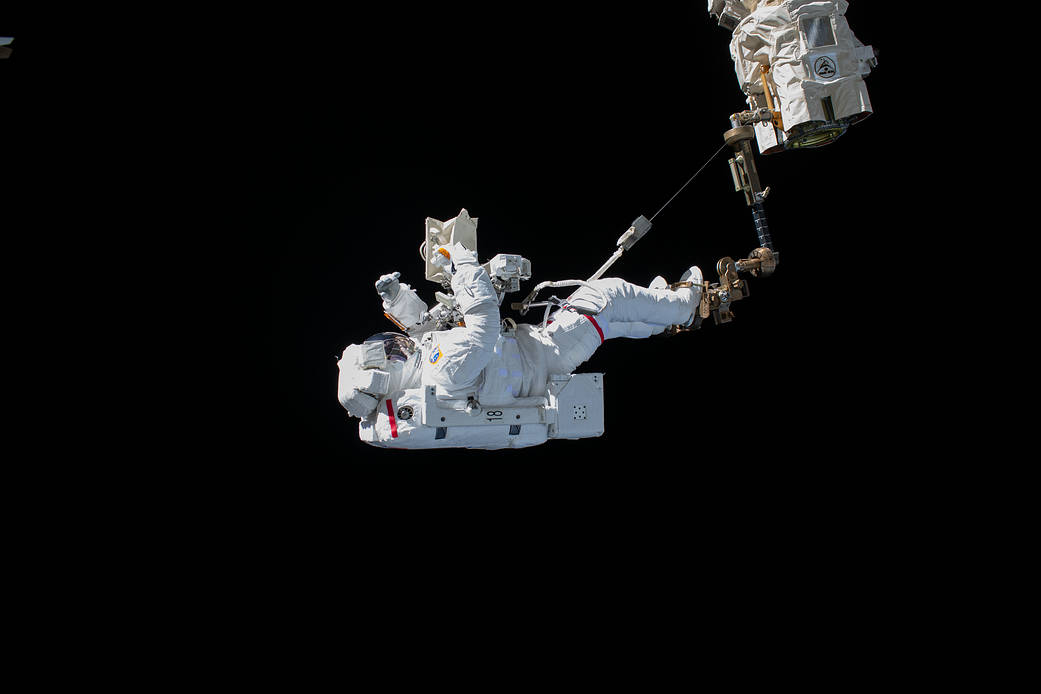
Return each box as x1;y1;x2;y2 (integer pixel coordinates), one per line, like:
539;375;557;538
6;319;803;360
708;0;877;153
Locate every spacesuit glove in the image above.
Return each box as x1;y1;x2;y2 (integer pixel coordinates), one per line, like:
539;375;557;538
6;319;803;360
375;272;401;302
431;243;479;269
430;245;453;270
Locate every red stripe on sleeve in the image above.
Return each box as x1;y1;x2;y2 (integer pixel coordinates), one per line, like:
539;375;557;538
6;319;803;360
584;315;605;343
386;399;398;438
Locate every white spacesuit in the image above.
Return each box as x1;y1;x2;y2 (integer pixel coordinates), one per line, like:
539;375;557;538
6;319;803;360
338;242;702;449
708;0;876;153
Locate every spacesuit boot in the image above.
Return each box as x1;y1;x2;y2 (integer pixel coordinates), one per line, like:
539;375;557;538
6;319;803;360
676;265;703;328
648;266;702;326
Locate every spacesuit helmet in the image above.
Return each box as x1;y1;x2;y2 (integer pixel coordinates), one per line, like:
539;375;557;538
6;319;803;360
363;332;417;363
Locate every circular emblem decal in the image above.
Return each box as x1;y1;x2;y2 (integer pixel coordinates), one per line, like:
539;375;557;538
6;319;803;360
813;55;837;80
397;405;414;421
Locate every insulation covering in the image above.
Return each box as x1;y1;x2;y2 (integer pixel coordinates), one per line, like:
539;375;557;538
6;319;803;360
725;0;874;151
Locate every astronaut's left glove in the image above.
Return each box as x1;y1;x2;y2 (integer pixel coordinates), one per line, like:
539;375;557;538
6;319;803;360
377;271;428;329
337;342;392;418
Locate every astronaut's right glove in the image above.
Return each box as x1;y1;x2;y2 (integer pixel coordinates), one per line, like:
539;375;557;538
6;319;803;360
430;244;454;276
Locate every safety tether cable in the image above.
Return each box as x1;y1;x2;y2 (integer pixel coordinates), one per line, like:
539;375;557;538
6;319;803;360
648;142;729;222
516;141;731;318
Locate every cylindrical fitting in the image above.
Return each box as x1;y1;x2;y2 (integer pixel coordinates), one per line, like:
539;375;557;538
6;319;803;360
724;125;755;148
728;158;743;192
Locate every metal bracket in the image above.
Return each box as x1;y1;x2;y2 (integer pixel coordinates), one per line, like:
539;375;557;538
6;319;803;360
665;246;778;333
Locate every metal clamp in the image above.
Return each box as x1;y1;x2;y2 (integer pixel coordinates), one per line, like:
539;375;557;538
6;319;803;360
666;246;778;333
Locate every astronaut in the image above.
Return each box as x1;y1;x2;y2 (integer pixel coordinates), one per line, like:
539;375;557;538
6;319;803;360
337;239;703;449
708;0;877;153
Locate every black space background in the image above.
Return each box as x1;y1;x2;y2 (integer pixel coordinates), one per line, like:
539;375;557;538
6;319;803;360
1;6;975;642
3;7;1011;659
3;8;927;521
249;3;913;477
239;8;957;609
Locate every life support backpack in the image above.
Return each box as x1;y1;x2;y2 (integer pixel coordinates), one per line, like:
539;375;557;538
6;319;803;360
359;373;605;450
